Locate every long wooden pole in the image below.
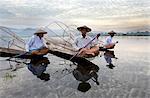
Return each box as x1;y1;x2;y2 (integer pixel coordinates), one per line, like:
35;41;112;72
69;34;100;61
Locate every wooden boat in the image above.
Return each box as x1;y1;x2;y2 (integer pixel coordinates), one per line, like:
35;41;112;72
0;47;98;66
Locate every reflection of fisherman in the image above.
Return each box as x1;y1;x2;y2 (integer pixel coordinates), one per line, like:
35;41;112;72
28;57;50;81
104;31;118;49
25;29;49;55
73;26;100;57
104;50;117;69
73;64;99;92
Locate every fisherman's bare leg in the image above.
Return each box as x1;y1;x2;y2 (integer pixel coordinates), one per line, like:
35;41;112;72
31;48;49;55
78;48;94;57
79;46;99;57
105;43;115;49
39;48;49;54
89;46;99;56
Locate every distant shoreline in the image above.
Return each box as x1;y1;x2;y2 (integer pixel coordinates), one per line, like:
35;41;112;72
90;34;150;36
90;32;150;36
100;35;150;36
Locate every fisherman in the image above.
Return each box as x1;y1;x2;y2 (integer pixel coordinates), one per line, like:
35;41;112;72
25;29;49;55
73;26;100;57
104;31;118;49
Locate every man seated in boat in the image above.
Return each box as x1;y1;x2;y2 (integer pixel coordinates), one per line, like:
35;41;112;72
104;31;118;49
73;26;100;57
25;29;49;55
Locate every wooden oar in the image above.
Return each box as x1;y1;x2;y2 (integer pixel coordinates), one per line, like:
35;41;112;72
9;52;29;59
69;34;100;61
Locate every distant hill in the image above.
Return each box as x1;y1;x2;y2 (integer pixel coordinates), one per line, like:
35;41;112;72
10;28;36;37
1;26;150;37
0;26;66;37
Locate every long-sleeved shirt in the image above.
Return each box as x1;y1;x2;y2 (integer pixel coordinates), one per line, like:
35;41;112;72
73;35;98;50
105;36;113;45
25;35;47;52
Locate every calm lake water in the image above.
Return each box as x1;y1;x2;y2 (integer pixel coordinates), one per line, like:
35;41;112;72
0;36;150;98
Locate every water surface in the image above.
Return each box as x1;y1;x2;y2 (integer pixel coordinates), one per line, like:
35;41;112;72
0;36;150;98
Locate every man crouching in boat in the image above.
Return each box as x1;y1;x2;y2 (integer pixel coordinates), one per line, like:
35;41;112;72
25;29;49;55
73;26;100;57
104;31;118;49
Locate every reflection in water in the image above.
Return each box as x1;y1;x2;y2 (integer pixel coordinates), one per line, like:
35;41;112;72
104;50;118;69
28;57;50;81
73;64;99;92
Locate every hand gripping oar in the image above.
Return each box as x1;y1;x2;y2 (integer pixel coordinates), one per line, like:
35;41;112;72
69;33;100;61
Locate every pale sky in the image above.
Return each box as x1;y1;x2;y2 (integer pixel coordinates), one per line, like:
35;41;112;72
0;0;150;32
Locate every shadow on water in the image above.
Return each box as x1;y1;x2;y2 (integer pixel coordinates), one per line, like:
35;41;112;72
72;64;100;92
104;50;118;69
26;50;118;92
27;57;50;81
27;55;100;92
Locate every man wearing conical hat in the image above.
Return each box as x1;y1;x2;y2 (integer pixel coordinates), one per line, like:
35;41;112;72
25;29;49;55
104;30;118;49
73;26;100;57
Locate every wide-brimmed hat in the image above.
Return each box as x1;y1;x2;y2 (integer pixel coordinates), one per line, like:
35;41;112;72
108;31;116;35
77;26;91;32
34;29;47;34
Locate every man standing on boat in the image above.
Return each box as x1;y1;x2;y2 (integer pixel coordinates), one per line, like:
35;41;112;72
104;31;118;49
73;26;100;57
25;29;49;55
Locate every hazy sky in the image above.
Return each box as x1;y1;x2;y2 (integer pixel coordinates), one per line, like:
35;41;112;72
0;0;149;32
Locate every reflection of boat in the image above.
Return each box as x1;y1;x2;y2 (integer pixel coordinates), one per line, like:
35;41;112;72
104;50;117;69
28;57;50;81
73;64;99;92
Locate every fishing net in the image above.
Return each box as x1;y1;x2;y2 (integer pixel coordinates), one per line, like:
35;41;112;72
0;26;25;51
0;26;28;70
0;21;79;54
43;21;79;54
